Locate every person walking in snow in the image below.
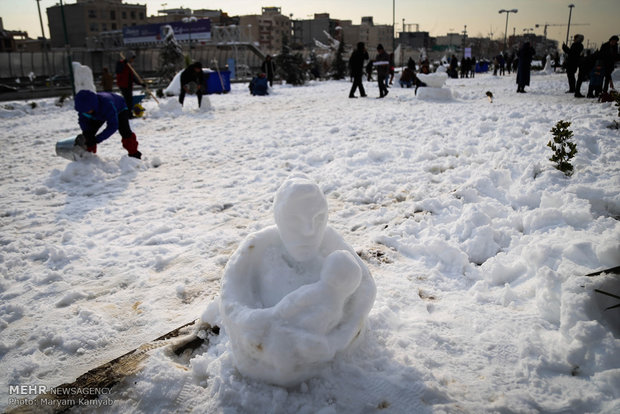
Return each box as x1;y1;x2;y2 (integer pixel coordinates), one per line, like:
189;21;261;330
115;51;144;118
348;42;369;98
373;44;390;98
516;42;535;93
599;35;619;93
74;89;141;159
179;62;205;108
261;55;276;87
561;34;584;94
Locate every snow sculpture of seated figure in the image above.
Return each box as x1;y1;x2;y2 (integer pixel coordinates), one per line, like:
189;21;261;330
220;174;376;387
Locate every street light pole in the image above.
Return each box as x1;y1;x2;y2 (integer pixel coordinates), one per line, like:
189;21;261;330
565;4;575;44
498;9;518;52
392;0;396;52
35;0;51;78
182;16;197;60
59;0;75;96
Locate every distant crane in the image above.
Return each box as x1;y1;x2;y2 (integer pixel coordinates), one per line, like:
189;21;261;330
535;22;590;41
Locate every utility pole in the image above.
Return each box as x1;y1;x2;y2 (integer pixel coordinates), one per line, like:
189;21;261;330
59;0;75;96
462;25;467;57
35;0;51;78
392;0;396;52
401;18;405;67
565;4;575;44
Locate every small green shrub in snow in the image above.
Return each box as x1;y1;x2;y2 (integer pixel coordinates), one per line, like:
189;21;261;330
547;120;577;177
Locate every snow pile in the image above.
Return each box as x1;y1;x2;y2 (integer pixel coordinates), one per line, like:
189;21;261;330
72;62;96;93
218;175;376;386
149;97;183;118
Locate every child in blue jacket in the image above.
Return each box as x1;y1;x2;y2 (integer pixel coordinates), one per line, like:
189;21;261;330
74;89;141;159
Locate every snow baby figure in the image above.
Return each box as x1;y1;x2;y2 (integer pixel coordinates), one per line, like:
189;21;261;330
74;89;141;159
271;250;362;335
219;174;376;387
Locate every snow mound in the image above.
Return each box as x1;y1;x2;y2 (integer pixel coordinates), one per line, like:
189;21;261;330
72;62;96;93
416;87;453;101
149;98;183;118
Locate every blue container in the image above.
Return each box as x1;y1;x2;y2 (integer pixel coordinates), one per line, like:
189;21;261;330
475;62;490;73
205;70;231;94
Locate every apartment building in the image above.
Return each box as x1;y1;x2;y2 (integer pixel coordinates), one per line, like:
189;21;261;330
47;0;146;48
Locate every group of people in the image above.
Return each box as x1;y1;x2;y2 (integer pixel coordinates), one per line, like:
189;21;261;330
78;36;617;160
562;34;618;98
447;55;478;79
249;55;276;96
75;53;210;160
492;53;515;76
74;52;144;159
348;43;401;99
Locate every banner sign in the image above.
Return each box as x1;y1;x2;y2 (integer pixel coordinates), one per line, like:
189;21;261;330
123;19;211;44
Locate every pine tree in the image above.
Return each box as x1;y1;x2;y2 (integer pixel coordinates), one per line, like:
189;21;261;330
159;25;184;83
547;120;578;177
275;36;306;86
331;39;347;80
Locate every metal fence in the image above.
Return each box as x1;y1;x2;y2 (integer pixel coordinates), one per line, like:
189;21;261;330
0;46;265;81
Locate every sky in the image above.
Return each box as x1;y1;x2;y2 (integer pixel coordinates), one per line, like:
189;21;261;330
0;0;618;49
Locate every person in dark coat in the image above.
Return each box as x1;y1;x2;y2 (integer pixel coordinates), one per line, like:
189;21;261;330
449;54;459;78
574;51;597;98
516;42;535;93
115;51;143;117
101;67;114;92
399;66;415;88
179;62;205;107
348;42;369;98
249;73;269;96
74;89;141;159
261;55;276;87
562;34;584;93
373;44;390;98
599;35;619;93
407;57;416;71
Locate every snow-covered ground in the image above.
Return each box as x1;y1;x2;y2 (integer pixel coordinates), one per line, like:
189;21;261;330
1;72;619;413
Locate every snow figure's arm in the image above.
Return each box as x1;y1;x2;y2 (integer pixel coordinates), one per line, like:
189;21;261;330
320;229;376;353
270;283;320;321
220;228;283;353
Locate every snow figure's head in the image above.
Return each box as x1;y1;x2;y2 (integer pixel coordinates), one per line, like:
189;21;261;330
74;89;99;114
321;250;362;296
274;174;328;262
